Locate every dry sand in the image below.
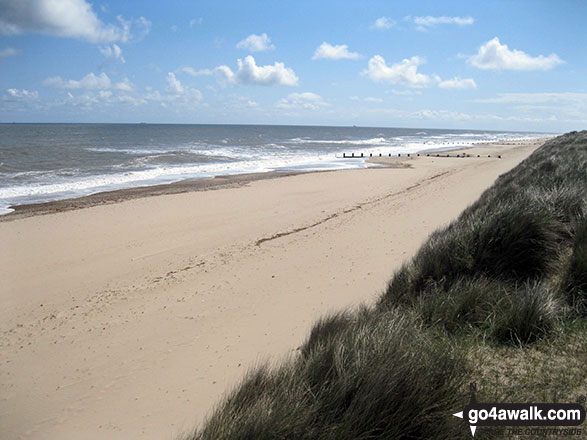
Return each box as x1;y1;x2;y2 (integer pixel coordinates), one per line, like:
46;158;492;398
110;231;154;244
0;140;544;439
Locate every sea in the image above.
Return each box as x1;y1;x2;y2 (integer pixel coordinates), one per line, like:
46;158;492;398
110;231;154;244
0;123;551;215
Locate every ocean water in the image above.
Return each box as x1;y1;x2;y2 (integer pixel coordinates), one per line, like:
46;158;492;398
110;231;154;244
0;124;548;214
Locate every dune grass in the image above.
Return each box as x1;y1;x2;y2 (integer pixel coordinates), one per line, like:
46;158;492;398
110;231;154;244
562;218;587;315
185;131;587;440
190;309;470;440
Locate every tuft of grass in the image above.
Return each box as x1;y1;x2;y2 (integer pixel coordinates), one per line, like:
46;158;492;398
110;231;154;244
412;278;564;344
300;311;355;358
488;281;563;344
190;309;470;440
561;219;587;315
470;208;564;281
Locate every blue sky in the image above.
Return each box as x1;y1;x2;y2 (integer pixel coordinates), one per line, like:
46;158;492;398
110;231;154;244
1;0;586;132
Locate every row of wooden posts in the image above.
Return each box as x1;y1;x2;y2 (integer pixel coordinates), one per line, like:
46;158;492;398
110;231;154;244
342;152;501;159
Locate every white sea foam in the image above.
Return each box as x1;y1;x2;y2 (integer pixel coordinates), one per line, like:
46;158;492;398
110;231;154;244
85;147;166;155
0;151;359;211
287;137;391;145
0;126;552;214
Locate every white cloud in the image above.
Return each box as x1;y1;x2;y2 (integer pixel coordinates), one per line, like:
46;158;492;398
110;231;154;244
148;73;204;104
473;92;587;123
237;56;298;85
350;96;384;103
178;67;214;77
390;89;422;96
215;56;298;86
474;92;587;106
166;72;184;94
277;92;328;110
362;55;432;88
0;47;19;57
99;43;124;62
44;72;111;90
236;33;275;52
214;65;237;84
65;90;148;108
114;77;134;91
438;77;477;89
367;107;514;123
312;42;360;60
148;79;203;103
0;0;151;43
371;17;395;30
6;88;39;99
468;37;564;71
43;72;134;91
412;16;474;31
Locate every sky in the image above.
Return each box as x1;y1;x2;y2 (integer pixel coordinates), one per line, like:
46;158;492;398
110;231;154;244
1;0;586;132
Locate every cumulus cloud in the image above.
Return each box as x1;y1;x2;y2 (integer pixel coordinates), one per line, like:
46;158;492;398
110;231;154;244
64;76;204;111
277;92;328;110
44;72;111;90
43;72;134;91
236;33;275;52
362;55;431;87
411;16;474;31
312;42;360;60
468;37;564;70
213;65;237;83
236;56;298;85
0;47;19;57
215;56;298;86
0;0;151;43
113;77;134;91
438;77;477;89
148;80;203;103
99;43;124;62
156;72;204;103
6;88;39;99
371;17;395;30
166;72;184;94
64;90;147;108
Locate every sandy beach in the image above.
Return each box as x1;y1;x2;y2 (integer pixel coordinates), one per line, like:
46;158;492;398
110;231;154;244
0;139;544;440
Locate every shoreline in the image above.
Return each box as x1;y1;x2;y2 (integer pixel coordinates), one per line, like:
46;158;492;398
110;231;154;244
0;138;551;222
1;170;304;222
1;139;544;439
